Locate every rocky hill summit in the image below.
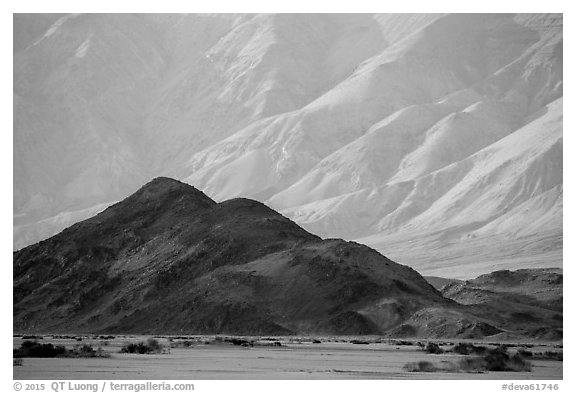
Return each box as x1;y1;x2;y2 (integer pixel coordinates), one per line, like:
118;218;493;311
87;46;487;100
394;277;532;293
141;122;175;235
14;178;443;335
14;178;562;339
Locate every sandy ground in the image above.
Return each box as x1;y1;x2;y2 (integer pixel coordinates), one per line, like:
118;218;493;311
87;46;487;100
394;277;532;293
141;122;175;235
13;337;562;380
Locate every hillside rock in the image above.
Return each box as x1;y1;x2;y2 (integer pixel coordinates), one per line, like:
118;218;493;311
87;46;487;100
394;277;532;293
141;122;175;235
14;178;447;335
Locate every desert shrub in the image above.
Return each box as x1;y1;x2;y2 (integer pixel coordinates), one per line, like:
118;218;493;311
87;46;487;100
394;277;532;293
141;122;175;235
453;343;487;355
14;341;110;359
121;343;149;354
146;338;162;352
68;344;110;358
484;351;512;371
507;354;532;372
424;342;444;354
404;361;438;372
312;339;322;344
170;340;194;348
453;343;471;354
459;357;487;373
253;340;283;347
546;351;562;361
225;338;253;346
458;349;532;373
120;338;164;354
13;358;23;366
352;339;369;344
532;351;562;361
14;341;66;358
517;349;533;358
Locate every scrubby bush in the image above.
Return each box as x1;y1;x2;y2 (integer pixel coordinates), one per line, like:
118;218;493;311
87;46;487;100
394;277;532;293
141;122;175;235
120;338;165;354
225;338;253;346
424;342;444;354
458;357;487;373
517;349;533;358
350;339;370;345
544;351;562;361
404;361;438;372
453;343;487;355
146;338;162;352
13;358;23;366
458;346;532;372
70;344;109;358
171;340;194;348
14;341;66;358
21;335;43;340
13;341;109;359
531;351;562;361
121;342;150;354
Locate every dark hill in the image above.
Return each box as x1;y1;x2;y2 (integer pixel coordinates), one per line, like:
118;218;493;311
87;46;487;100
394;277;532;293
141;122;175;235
13;178;560;339
440;269;563;340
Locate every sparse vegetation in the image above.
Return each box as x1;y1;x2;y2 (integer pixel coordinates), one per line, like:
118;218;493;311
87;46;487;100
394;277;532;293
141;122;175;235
405;346;532;374
459;346;532;372
68;344;110;358
452;342;487;355
394;340;415;346
14;341;66;358
13;341;109;358
423;342;444;354
224;338;253;347
13;358;23;366
258;341;282;347
21;335;43;340
170;340;195;348
517;349;533;357
404;361;438;372
530;351;563;361
120;338;166;354
350;339;370;345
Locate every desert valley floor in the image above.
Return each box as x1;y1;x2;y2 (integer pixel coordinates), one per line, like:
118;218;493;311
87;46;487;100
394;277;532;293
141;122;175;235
13;336;562;380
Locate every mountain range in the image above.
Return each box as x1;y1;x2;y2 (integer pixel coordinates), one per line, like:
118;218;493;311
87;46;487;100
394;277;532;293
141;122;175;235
14;13;562;278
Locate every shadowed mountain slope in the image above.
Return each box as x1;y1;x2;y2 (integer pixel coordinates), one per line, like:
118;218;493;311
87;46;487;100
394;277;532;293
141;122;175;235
13;178;562;340
14;178;445;335
440;268;563;340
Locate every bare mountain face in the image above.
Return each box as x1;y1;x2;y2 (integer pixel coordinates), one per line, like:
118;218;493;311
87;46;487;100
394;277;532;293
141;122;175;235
438;269;563;340
14;14;562;278
14;177;444;335
13;178;561;339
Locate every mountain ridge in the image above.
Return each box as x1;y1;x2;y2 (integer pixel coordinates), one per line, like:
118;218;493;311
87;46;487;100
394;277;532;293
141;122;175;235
14;178;561;340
